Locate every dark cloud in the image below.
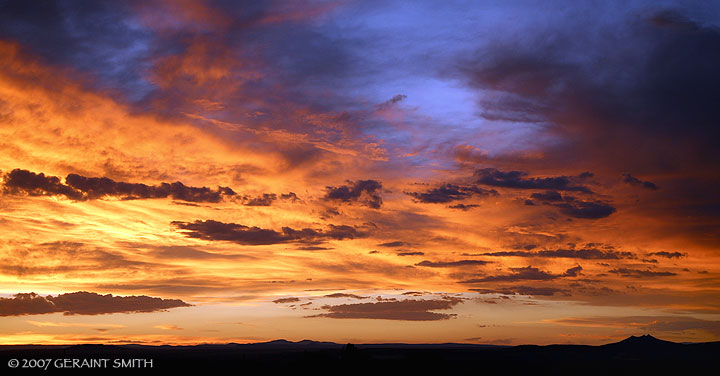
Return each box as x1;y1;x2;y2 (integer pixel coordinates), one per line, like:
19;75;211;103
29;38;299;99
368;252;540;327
461;9;720;235
482;248;635;260
2;169;236;203
308;297;463;321
171;220;365;245
415;260;491;268
460;265;581;283
448;204;480;211
649;251;686;259
550;199;616;219
406;183;497;203
272;297;301;304
377;94;407;110
527;191;616;219
471;286;565;296
474;168;592;193
377;241;405;247
608;268;677;278
241;192;298;206
0;0;152;100
323;180;383;209
280;192;300;202
622;173;659;190
296;246;333;251
397;251;424;256
65;173;235;202
465;11;720;159
243;194;277;206
530;190;563;202
2;169;83;200
564;265;583;277
0;291;190;316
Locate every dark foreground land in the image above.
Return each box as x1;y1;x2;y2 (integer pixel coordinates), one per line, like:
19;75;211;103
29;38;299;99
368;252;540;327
1;335;717;374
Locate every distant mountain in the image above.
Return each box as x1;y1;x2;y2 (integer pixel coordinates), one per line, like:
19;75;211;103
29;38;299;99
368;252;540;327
234;339;341;349
605;334;677;347
1;336;717;374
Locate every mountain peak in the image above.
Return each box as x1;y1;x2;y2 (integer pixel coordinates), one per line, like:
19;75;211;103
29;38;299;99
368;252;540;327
610;334;676;347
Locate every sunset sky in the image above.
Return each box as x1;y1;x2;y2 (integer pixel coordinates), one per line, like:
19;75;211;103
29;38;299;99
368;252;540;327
1;0;719;346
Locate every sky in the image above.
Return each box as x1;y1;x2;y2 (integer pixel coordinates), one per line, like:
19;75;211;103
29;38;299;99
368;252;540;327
0;0;719;346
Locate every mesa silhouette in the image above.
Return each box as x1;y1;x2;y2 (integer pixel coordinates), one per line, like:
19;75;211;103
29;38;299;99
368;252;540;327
0;335;716;374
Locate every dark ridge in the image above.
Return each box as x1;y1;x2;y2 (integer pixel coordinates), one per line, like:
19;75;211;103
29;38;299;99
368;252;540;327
0;336;717;374
605;334;676;347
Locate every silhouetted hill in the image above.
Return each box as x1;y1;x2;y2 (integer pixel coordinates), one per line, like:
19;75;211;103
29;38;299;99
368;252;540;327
606;334;676;347
1;336;717;374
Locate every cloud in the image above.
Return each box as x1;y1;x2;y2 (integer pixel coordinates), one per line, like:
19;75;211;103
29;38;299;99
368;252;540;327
551;199;616;219
649;251;686;259
415;260;491;268
272;297;301;304
555;315;720;336
475;169;592;193
461;9;720;239
151;246;253;260
564;265;582;277
406;184;497;203
308;297;463;321
296;246;333;251
280;192;300;202
460;265;581;283
471;286;565;296
323;293;369;299
527;191;616;219
243;194;277;206
0;292;190;316
448;204;480;211
0;0;152;98
377;94;407;110
172;220;365;245
66;173;236;202
481;248;635;260
2;169;236;203
2;169;83;200
25;321;125;330
465;11;720;161
530;191;563;201
154;324;183;330
622;173;659;190
241;192;299;206
323;179;383;208
608;268;677;278
0;241;156;277
397;251;424;256
377;241;405;247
